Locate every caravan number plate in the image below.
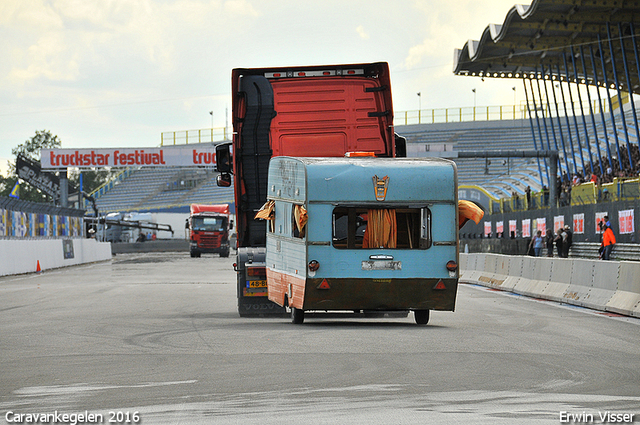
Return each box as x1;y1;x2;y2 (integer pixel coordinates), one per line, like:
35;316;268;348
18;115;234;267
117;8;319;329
247;280;267;288
362;261;402;271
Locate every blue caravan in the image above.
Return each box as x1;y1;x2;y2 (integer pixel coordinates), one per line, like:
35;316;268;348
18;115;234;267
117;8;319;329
262;156;459;325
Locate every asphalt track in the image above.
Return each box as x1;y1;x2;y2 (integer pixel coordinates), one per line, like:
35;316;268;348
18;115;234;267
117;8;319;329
1;252;639;424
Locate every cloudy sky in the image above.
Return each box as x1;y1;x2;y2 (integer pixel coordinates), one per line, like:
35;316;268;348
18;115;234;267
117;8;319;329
1;0;522;175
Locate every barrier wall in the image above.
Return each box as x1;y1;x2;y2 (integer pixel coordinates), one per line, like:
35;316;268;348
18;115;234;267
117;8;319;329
0;239;112;276
460;253;640;318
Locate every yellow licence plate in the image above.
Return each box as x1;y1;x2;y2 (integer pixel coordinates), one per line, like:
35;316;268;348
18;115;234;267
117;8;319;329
247;280;267;288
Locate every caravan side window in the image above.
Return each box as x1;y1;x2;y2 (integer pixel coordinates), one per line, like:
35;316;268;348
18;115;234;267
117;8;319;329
332;207;431;249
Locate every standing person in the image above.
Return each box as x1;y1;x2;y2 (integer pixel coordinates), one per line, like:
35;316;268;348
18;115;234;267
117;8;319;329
601;222;616;260
562;225;573;258
545;229;554;257
525;186;532;209
554;228;564;258
529;230;544;257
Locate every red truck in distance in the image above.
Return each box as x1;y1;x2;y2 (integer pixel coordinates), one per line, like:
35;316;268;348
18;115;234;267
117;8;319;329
187;204;232;258
215;62;405;316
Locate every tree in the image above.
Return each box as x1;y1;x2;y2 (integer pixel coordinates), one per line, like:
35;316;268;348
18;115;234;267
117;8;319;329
0;130;61;202
0;130;114;204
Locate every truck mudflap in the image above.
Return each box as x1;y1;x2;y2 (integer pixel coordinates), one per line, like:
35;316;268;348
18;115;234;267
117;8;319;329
236;247;286;317
301;277;458;312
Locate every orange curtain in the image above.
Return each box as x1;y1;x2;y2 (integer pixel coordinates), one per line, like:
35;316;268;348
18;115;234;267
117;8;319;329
255;200;275;220
363;209;397;248
458;200;484;229
293;205;308;233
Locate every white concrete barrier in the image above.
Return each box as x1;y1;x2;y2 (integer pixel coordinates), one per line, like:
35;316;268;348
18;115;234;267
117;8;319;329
0;239;112;276
460;253;640;318
464;253;486;284
502;255;523;291
583;261;619;311
539;258;573;303
560;259;595;307
605;261;640;317
514;256;552;299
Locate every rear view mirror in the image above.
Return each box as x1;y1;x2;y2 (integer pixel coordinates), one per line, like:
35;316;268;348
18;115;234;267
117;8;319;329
216;142;232;173
217;173;232;187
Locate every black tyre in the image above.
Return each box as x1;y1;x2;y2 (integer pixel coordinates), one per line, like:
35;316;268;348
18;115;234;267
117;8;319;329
220;247;230;258
291;307;305;324
414;310;430;325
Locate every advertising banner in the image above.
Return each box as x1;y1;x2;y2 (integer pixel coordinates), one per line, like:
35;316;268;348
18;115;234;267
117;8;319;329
41;147;216;169
619;209;635;234
595;212;608;233
573;213;585;234
16;155;60;198
536;217;546;234
554;215;564;232
522;219;531;238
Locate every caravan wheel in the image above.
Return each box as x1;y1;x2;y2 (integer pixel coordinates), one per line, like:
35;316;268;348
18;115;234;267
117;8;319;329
291;308;305;324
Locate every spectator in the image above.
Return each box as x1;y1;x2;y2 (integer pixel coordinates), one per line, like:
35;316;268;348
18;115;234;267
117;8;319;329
562;225;572;258
529;230;544;257
525;186;532;209
600;222;616;260
545;229;554;257
554;228;564;258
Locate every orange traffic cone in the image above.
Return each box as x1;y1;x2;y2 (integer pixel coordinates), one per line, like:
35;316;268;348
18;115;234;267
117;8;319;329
36;260;42;273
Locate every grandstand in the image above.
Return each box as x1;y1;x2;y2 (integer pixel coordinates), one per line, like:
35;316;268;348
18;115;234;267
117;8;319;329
91;99;639;214
397;100;640;201
94;164;233;213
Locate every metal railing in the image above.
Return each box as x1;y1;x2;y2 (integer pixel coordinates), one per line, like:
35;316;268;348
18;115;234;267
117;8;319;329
161;128;230;146
570;242;640;261
490;178;639;213
159;101;610;145
393;100;608;126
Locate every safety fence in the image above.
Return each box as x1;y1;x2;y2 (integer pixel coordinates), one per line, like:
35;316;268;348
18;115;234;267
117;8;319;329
493;177;640;214
460;253;640;317
0;197;84;239
160;101;606;144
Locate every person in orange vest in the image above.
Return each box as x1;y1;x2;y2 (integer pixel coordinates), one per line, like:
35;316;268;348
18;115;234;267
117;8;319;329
600;221;616;260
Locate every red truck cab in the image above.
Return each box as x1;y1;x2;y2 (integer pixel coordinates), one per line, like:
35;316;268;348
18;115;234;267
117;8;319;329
187;204;232;257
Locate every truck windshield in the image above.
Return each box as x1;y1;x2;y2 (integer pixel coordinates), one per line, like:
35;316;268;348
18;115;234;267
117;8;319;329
332;207;431;249
192;217;225;232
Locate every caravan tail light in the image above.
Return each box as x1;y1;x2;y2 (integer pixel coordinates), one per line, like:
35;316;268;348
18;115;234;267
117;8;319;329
308;260;320;272
446;260;458;272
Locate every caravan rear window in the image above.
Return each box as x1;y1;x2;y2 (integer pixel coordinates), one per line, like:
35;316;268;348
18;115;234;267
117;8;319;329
332;207;431;249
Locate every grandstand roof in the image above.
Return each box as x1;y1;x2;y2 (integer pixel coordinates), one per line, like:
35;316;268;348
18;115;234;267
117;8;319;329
453;0;640;94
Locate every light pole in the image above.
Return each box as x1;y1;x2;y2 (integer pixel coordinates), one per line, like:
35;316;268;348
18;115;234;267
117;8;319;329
472;88;476;108
209;111;213;128
417;92;421;123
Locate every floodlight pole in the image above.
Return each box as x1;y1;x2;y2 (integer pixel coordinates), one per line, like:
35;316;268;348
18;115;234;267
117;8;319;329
456;150;559;208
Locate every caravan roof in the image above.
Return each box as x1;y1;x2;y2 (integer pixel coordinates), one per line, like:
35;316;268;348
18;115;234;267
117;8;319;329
268;156;457;204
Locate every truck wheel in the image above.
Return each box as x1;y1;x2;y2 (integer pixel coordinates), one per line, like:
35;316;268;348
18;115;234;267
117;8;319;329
291;308;305;324
190;251;196;258
220;247;230;258
414;310;430;325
